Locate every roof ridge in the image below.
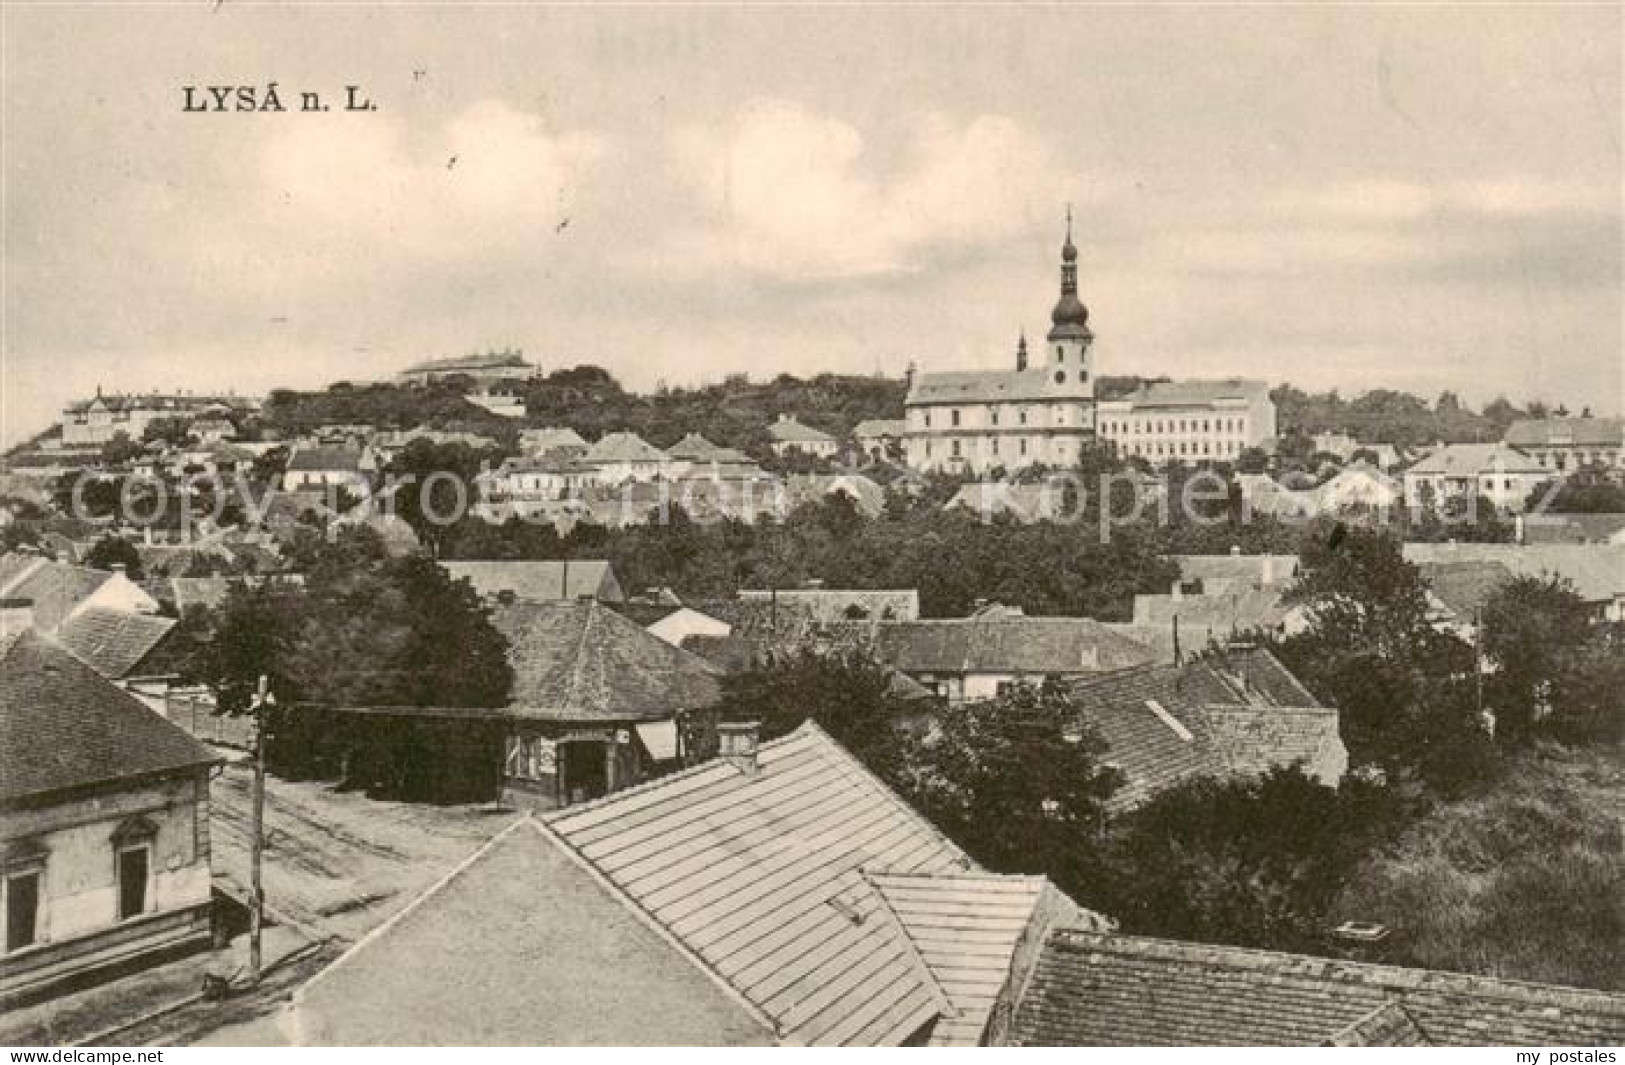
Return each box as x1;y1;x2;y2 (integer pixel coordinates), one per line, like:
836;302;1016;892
1048;930;1625;1009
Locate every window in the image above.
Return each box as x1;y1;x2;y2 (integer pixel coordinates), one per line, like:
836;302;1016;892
1054;371;1066;384
1019;409;1028;426
1020;438;1028;456
990;407;999;426
117;844;149;921
923;412;931;429
1055;346;1064;361
951;409;961;428
951;439;962;458
4;869;41;953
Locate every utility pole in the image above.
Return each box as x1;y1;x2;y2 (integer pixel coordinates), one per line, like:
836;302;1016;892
247;674;275;986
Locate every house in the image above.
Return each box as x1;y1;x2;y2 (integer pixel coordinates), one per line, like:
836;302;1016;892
1064;646;1346;811
466;390;525;418
863;617;1155;703
1130;580;1308;646
440;559;625;604
54;607;177;681
59;390;257;447
1314;461;1403;512
280;445;375;494
767;415;839;460
287;722;1106;1045
1403;444;1547;512
1402;543;1625;622
473;456;593;518
518;426;589;458
1006;930;1625;1046
492;599;722;809
0;628;219;1004
1504;416;1624;473
734;586;921;625
396;347;539;386
612;601;734;648
0;553;161;632
1097;379;1277;465
852;419;908;462
662;432;727;474
1169;553;1299;593
583;432;669;484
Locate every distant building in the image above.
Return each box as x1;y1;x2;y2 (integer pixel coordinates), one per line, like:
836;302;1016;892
466;390;526;418
440;559;625;605
1402;444;1547;512
767;415;839;460
1505;416;1624;472
60;390;258;447
281;444;376;494
1;628;219;1004
518;426;589;458
852;419;908;462
583;432;670;484
905;218;1098;473
397;347;539;386
1403;542;1625;622
1096;379;1276;465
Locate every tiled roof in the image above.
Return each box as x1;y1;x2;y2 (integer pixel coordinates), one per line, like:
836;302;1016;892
1521;513;1625;545
1420;560;1516;621
1504;417;1624;449
767;417;837;444
665;433;726;461
870;617;1155;676
907;369;1059;406
1105;378;1272;410
1132;584;1297;632
0;554;112;631
1170;554;1299;589
491;599;721;723
1067;647;1339;810
544;723;1097;1045
290;819;775;1045
1009;930;1625;1046
441;559;622;603
585;431;668;464
55;607;176;679
285;445;365;472
1402;543;1625;604
852;419;908;438
735;588;920;624
1405;443;1545;477
0;629;218;803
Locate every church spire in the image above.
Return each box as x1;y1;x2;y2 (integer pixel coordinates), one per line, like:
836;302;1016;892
1048;208;1091;342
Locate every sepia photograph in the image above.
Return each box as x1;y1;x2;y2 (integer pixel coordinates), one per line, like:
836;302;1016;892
0;1;1622;1051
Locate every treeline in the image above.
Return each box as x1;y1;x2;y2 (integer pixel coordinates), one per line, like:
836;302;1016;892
1273;386;1549;447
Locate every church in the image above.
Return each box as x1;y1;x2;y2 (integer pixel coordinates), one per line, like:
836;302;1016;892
903;216;1098;474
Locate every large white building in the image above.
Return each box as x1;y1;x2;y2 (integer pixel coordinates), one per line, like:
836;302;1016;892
1097;379;1276;465
904;219;1098;473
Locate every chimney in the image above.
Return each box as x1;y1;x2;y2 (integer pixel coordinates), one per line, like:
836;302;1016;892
0;598;35;636
110;563;126;576
717;720;761;776
778;413;792;423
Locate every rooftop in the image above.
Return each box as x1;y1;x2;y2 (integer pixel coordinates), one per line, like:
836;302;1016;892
1406;443;1546;477
1009;930;1625;1046
1504;416;1624;449
0;629;218;804
55;606;176;679
491;598;722;722
441;558;623;604
1103;378;1273;410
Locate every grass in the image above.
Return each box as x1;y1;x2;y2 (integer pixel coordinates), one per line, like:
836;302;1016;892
1337;740;1623;991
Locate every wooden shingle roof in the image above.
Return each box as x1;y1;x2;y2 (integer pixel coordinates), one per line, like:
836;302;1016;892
1010;931;1625;1046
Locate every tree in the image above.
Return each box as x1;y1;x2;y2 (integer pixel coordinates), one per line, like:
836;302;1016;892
1280;526;1493;791
891;682;1121;895
83;535;143;579
143;417;193;448
698;649;915;778
98;431;144;467
1481;575;1595;745
1095;769;1395;953
1527;470;1625;514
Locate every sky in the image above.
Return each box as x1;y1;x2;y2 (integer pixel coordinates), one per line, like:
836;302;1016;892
3;4;1621;445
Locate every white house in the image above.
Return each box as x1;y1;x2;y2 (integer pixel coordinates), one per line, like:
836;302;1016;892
1403;444;1548;512
767;415;839;460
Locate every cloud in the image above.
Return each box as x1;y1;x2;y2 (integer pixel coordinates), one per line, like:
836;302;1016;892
667;100;1082;281
258;99;604;255
1289;177;1616;222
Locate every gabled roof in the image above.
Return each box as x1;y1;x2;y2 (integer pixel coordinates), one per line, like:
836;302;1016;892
0;553;112;631
1067;647;1340;810
289;819;775;1046
491;599;721;722
907;368;1057;406
1009;930;1625;1046
440;559;623;604
285;445;365;472
1419;560;1516;621
55;607;177;679
543;723;1101;1045
1402;543;1625;604
665;433;726;461
1504;416;1624;449
767;417;838;444
585;431;668;464
0;629;218;804
869;617;1155;676
1405;443;1545;477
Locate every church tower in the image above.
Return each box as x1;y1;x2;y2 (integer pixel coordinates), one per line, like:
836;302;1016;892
1045;207;1094;401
